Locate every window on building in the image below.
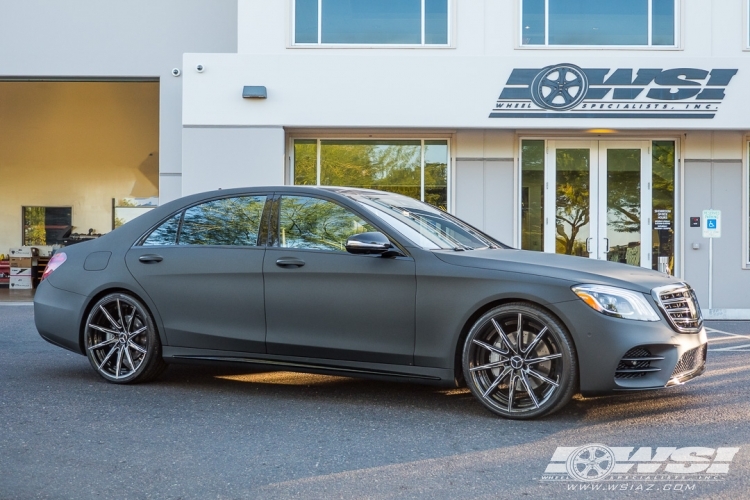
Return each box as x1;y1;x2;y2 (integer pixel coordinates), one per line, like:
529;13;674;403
22;207;72;246
521;0;676;46
652;141;675;274
521;140;545;252
293;139;449;210
294;0;449;45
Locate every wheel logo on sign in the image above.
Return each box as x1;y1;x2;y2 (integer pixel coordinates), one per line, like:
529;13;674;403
530;63;589;111
566;444;616;481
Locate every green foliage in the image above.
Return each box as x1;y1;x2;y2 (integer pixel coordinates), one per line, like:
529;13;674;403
23;207;47;246
279;196;375;251
180;196;266;246
294;140;448;210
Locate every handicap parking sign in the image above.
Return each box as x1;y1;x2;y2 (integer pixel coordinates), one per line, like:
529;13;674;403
702;210;721;238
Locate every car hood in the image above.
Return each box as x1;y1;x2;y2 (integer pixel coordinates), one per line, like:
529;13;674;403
433;248;680;294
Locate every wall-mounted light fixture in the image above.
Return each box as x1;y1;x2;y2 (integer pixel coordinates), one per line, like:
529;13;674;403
242;86;267;99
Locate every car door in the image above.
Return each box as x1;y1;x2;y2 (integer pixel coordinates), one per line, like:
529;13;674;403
126;194;269;353
263;193;416;365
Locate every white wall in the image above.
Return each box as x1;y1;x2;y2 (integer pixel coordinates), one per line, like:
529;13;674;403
184;52;750;131
453;131;516;242
182;127;285;194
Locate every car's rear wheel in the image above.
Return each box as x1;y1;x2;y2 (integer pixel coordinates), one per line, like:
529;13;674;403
84;293;167;383
462;303;577;419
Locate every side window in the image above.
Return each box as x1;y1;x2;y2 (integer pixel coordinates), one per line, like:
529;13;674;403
278;196;376;252
179;196;267;246
142;212;182;246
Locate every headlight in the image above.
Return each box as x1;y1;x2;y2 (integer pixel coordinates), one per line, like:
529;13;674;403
571;284;660;321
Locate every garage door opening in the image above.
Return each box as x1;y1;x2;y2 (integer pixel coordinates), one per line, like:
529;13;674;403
0;80;159;288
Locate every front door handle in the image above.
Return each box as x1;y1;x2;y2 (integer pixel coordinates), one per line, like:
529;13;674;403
276;257;305;268
138;254;163;263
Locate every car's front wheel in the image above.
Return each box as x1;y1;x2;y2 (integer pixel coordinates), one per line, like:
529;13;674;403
462;303;577;419
84;293;167;383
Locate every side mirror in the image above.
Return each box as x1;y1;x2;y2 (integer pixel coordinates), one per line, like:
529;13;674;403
345;232;393;255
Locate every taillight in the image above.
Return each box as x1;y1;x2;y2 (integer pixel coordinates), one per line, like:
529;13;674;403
41;252;67;281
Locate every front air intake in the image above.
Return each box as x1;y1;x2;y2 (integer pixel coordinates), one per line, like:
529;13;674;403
615;347;665;379
671;345;707;379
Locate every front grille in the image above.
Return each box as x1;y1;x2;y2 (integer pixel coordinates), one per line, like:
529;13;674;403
671;345;707;378
615;347;664;379
652;284;703;333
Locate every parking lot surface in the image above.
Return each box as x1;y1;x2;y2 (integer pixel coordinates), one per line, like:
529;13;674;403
1;304;749;499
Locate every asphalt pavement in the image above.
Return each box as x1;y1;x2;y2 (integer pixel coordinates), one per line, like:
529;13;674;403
1;304;748;499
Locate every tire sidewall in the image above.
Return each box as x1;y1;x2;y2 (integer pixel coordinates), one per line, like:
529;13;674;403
462;303;578;419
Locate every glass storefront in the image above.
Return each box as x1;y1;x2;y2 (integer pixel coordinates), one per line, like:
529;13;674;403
293;139;449;210
520;139;676;273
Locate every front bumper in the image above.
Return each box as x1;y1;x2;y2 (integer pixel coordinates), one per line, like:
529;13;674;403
548;299;708;395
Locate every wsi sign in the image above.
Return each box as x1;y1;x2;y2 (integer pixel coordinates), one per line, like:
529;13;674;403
541;444;740;483
490;64;737;119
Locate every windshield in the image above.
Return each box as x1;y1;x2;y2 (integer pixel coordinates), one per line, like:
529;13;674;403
345;191;504;251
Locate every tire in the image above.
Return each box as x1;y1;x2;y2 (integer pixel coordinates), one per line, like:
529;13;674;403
84;293;167;383
462;303;577;419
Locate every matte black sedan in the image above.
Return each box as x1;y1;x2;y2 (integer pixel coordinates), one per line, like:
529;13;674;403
35;186;707;419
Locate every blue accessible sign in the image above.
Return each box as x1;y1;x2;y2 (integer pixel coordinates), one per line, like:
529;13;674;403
702;209;721;238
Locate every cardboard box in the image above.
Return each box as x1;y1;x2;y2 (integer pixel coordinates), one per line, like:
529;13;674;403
9;247;33;257
10;267;31;276
10;276;32;289
10;257;35;268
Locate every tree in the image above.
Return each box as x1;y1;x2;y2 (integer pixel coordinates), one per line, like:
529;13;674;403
555;150;590;256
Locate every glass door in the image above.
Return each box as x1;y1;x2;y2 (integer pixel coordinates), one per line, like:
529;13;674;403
541;140;652;268
545;140;597;258
598;141;651;268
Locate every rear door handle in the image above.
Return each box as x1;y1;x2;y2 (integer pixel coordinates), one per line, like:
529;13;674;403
138;254;163;263
276;257;305;268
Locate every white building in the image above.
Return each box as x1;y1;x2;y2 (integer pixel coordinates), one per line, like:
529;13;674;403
2;1;750;316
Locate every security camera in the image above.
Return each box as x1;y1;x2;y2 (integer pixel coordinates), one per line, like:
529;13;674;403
171;68;181;77
196;64;204;73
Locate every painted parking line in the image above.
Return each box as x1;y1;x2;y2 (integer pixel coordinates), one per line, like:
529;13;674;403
704;328;750;352
711;344;750;352
705;328;750;340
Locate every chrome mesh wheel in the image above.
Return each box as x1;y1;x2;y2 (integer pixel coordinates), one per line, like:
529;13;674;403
463;303;577;419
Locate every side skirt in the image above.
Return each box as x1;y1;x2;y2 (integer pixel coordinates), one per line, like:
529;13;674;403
162;346;455;386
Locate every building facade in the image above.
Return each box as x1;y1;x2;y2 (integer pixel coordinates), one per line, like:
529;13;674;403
3;1;750;316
